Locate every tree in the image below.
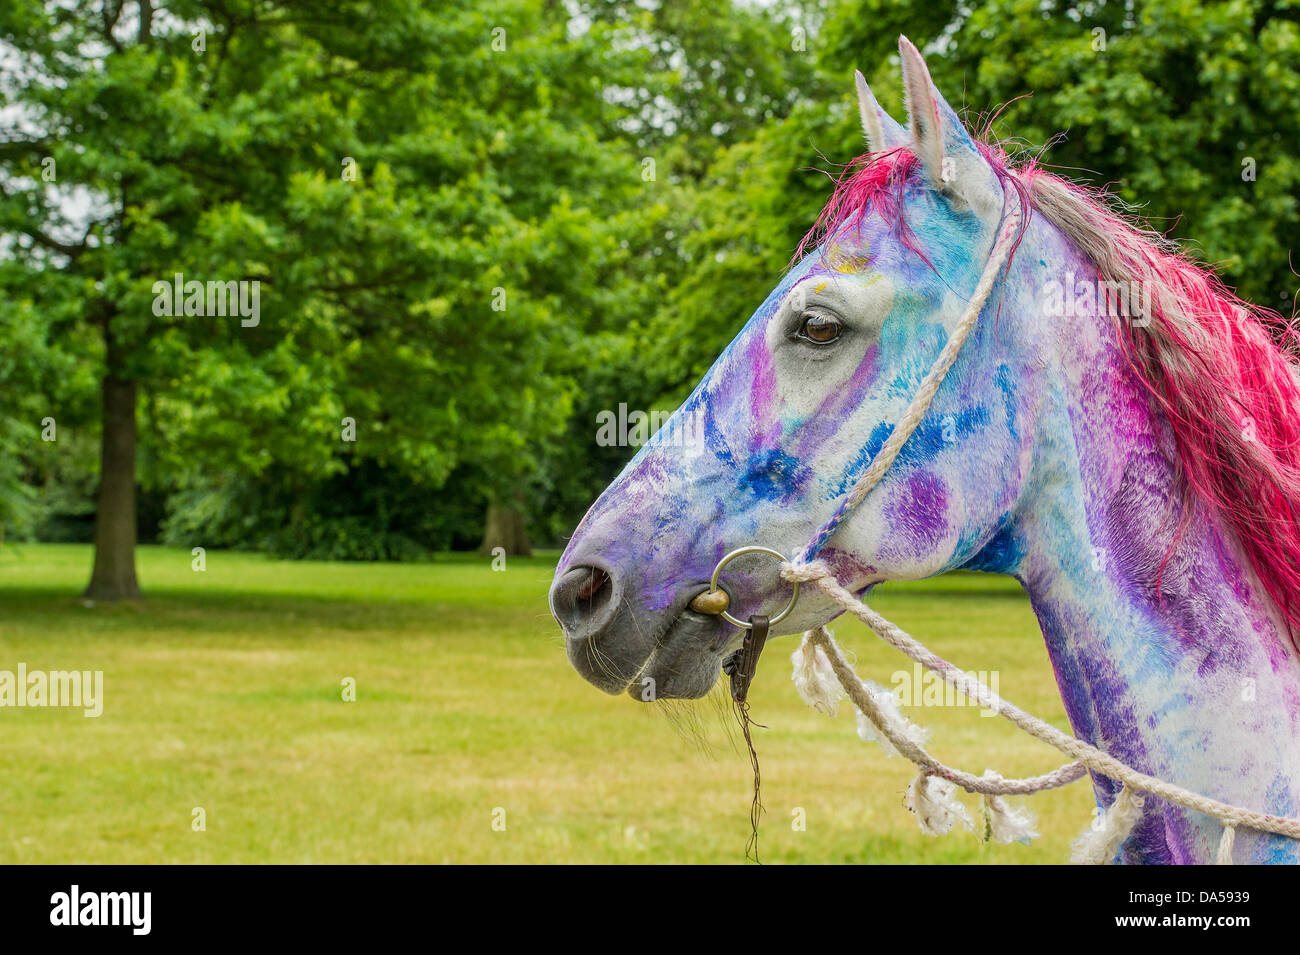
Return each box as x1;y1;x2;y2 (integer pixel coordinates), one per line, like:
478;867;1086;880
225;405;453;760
0;0;658;588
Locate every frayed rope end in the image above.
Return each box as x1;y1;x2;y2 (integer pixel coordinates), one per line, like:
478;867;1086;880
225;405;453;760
981;772;1039;845
790;628;844;717
906;772;974;836
1070;784;1145;864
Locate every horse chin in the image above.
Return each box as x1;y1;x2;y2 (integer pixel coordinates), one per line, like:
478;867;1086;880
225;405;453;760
624;609;729;701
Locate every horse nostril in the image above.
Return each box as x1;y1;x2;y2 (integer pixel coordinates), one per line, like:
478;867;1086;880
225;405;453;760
550;564;620;638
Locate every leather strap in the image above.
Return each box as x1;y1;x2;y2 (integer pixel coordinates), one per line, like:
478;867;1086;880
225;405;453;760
724;614;769;704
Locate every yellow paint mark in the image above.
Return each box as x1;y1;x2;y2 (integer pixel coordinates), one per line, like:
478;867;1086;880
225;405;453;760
824;247;873;274
813;282;828;294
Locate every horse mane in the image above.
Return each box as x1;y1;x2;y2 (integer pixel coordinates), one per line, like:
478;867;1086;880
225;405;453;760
799;142;1300;633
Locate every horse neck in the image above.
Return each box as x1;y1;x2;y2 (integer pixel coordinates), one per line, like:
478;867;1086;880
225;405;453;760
1007;227;1300;863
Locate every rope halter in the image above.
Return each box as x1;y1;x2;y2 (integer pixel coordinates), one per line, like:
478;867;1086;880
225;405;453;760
688;196;1300;863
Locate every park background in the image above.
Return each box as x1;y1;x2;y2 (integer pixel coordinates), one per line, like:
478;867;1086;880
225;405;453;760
0;0;1296;862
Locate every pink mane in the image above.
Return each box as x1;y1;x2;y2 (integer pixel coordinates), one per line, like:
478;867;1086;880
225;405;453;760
799;142;1300;635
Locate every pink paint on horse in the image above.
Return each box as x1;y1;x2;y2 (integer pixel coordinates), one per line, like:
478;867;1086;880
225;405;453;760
802;137;1300;641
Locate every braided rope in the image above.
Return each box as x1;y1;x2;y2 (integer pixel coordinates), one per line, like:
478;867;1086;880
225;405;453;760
776;195;1300;857
807;625;1086;795
783;559;1300;842
764;200;1300;857
657;192;1300;861
1217;825;1237;864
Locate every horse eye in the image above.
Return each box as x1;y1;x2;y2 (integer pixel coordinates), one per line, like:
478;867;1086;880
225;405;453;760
798;313;841;345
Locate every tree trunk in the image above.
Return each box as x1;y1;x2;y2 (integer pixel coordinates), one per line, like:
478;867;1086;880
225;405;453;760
479;502;532;557
83;374;141;600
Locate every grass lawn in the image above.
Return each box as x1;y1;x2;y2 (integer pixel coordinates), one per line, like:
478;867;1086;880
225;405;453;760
0;542;1095;864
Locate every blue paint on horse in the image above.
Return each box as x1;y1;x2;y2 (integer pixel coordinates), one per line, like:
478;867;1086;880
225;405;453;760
553;46;1300;863
738;448;811;503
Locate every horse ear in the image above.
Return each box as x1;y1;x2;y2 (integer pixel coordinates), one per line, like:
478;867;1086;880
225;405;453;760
854;70;907;154
897;36;1001;218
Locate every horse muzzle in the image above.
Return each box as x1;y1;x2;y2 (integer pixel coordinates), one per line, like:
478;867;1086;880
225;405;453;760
549;562;729;699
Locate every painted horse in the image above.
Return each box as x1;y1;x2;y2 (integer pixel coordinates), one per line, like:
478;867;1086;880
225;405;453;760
549;37;1300;864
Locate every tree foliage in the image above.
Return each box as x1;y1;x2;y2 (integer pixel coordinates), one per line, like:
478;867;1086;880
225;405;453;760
1;0;663;571
2;0;1295;572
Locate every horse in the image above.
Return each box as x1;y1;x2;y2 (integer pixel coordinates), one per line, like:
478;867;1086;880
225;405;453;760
548;36;1300;865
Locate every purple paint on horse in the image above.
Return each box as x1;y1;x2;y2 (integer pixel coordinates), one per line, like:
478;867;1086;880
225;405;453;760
550;37;1300;864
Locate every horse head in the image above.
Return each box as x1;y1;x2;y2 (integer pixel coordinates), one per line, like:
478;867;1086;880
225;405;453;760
550;38;1033;699
549;35;1300;866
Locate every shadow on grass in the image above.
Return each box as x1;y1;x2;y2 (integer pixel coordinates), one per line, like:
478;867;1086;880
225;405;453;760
0;548;1027;645
0;583;541;639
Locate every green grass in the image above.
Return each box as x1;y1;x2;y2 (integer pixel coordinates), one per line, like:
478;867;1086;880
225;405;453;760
0;543;1093;863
